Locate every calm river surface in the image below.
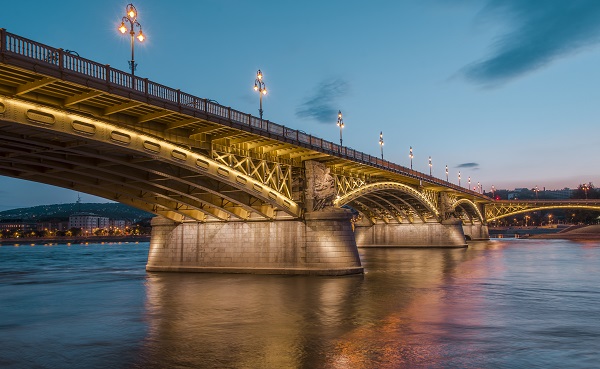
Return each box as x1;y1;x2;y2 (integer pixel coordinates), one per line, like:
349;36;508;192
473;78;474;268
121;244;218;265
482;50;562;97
1;239;599;369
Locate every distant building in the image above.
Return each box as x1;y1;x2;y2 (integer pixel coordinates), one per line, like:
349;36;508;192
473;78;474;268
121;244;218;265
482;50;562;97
37;220;69;232
69;213;109;233
0;219;37;233
109;219;127;229
507;187;574;200
541;188;574;200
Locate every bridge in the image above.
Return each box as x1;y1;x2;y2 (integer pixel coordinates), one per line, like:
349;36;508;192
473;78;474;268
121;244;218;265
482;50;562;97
486;200;600;222
0;29;598;275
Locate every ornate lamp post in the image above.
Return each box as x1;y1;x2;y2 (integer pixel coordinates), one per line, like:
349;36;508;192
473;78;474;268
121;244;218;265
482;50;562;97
428;156;432;176
409;146;413;169
492;185;496;198
583;184;589;199
379;131;384;160
477;181;481;193
337;110;344;146
445;165;448;181
118;3;145;76
254;69;267;120
458;171;461;187
535;185;539;199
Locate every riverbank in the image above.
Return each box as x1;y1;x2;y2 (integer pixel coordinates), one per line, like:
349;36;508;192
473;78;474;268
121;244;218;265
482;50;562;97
488;225;566;239
529;225;600;240
0;235;150;245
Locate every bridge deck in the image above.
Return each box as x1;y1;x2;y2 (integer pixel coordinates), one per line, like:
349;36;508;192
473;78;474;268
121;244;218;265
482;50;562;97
0;28;486;200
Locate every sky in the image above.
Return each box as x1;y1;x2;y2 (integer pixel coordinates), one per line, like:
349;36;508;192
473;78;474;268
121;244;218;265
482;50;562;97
1;0;600;210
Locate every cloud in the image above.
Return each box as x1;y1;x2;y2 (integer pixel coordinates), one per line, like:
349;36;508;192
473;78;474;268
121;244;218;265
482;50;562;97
456;162;480;169
296;78;350;123
461;1;600;86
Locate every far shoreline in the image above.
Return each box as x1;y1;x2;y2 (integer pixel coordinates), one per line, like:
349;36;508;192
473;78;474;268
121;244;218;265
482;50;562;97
0;235;150;245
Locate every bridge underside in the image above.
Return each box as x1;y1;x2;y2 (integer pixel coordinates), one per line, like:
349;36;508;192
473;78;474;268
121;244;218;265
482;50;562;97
0;100;298;223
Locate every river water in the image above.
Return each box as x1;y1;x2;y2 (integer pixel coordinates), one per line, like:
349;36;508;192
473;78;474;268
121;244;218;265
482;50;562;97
1;239;599;369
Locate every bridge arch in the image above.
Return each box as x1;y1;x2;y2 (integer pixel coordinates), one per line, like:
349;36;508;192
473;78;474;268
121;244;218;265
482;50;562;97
0;97;300;222
334;182;440;224
453;199;485;224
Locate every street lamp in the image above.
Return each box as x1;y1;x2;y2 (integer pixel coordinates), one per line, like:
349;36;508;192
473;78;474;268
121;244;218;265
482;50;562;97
254;69;267;120
337;110;344;146
477;181;481;193
458;171;461;187
445;165;448;181
468;176;471;190
409;146;413;169
492;185;496;198
535;185;539;199
428;156;432;176
118;3;145;76
379;131;384;160
583;184;589;199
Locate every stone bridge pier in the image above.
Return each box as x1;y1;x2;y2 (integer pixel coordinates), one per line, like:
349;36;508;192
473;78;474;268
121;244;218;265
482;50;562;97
349;191;483;248
146;161;363;275
462;223;490;241
354;219;468;248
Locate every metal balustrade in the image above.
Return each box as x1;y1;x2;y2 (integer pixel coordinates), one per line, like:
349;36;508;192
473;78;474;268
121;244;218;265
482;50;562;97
0;28;485;198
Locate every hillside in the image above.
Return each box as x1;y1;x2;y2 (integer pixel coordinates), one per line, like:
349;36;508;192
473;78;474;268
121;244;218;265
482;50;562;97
0;203;154;221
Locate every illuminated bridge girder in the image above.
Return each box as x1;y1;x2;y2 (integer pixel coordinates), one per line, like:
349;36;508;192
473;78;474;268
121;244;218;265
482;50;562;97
485;200;600;222
0;130;270;222
0;98;300;222
211;145;293;200
332;172;368;197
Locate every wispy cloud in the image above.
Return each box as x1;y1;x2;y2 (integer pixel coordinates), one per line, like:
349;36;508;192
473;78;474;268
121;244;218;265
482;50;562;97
456;162;480;170
461;1;600;86
296;78;349;123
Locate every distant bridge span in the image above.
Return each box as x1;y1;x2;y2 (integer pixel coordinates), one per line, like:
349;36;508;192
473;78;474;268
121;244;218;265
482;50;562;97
486;200;600;222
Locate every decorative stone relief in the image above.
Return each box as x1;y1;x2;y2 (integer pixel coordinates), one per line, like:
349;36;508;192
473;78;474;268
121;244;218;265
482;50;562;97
440;192;459;220
305;160;336;211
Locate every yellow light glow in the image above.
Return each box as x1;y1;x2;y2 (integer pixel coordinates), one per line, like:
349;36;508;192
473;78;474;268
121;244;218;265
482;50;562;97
119;22;127;34
137;31;145;42
128;9;136;18
253;85;258;91
262;89;267;95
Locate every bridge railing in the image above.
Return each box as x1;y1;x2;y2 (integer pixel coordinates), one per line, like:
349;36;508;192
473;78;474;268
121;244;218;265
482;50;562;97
0;28;487;199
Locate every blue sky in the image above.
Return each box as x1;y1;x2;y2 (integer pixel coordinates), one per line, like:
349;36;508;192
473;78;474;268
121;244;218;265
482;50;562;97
1;0;600;209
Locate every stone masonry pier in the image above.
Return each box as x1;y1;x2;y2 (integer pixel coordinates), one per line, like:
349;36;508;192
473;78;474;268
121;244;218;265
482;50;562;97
354;220;468;248
462;223;490;241
146;209;363;275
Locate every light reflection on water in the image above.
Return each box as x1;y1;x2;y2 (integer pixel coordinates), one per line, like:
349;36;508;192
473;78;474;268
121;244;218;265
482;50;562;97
1;239;599;368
